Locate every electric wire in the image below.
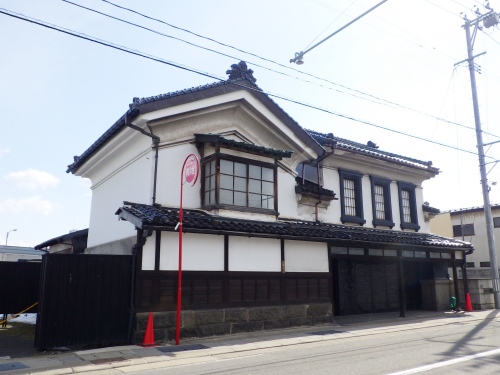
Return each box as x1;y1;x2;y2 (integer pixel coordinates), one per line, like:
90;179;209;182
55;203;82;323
303;0;360;51
61;0;394;110
95;0;492;137
0;8;493;159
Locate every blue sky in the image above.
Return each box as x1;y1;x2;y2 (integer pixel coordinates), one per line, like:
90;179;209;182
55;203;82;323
2;0;500;247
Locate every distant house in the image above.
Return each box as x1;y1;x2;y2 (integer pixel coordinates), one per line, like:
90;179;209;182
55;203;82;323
66;61;472;340
35;229;88;254
0;245;44;262
431;205;500;309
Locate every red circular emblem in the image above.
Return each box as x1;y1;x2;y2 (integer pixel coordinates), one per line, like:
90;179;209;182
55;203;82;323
184;157;198;184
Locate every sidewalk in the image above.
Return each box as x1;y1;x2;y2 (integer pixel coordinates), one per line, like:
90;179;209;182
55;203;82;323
1;309;498;375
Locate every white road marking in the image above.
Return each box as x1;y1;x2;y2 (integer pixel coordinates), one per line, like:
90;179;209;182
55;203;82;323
387;347;500;374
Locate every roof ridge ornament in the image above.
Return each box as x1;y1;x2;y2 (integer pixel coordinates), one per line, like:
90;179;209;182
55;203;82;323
226;61;257;83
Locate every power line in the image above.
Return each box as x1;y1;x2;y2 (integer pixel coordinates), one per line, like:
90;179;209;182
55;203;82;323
95;0;492;137
61;1;395;110
0;7;491;159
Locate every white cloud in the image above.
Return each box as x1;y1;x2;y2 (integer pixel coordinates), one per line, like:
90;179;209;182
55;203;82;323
4;169;60;190
0;146;10;159
0;196;54;216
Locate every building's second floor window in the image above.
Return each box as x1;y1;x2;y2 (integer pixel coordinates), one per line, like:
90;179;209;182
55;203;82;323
339;169;365;225
370;176;394;228
493;217;500;228
203;157;276;212
452;223;475;237
397;182;419;231
296;163;323;185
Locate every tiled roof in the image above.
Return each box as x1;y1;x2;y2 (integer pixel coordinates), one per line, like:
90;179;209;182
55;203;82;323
307;130;439;173
35;229;88;250
447;204;500;215
195;134;293;159
67;75;319;174
67;62;437;175
422;204;440;214
295;177;337;199
116;202;472;251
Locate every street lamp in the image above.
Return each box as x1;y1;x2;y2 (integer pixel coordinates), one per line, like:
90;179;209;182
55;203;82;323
5;229;17;246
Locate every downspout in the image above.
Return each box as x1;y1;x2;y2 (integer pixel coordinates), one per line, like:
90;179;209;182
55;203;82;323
125;114;160;205
313;136;336;222
127;225;154;344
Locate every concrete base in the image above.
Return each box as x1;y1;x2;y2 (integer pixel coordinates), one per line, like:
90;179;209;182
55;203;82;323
134;303;333;343
457;268;495;310
420;279;453;311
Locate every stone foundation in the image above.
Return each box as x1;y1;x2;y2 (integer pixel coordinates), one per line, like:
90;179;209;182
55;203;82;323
420;279;453;311
134;303;332;343
457;268;495;310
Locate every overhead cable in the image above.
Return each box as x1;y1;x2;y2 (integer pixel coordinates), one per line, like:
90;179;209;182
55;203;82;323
94;0;492;138
0;8;492;159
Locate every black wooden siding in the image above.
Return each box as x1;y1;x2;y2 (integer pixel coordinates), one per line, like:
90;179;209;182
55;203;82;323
35;254;132;350
135;271;331;312
0;261;41;314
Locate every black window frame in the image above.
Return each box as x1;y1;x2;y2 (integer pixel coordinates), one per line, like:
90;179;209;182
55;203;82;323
338;169;365;225
370;176;394;228
493;217;500;228
201;154;278;215
397;182;420;231
452;223;475;237
296;162;323;185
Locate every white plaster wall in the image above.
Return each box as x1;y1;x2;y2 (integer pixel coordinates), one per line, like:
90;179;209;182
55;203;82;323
284;240;328;272
229;236;281;272
142;236;155;271
391;182;401;229
416;186;430;232
277;168;299;218
159;232;224;271
86;148;152;248
154;143;202;208
322;167;341;223
361;174;373;227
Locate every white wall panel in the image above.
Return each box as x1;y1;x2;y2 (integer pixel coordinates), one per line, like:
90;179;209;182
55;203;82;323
159;232;224;271
142;237;155;270
277;168;298;218
229;237;280;272
285;240;328;272
154;143;202;208
87;149;151;248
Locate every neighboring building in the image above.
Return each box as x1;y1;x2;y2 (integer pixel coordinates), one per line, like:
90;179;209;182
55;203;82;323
430;205;500;309
66;62;472;340
0;245;44;262
431;205;500;269
35;229;88;254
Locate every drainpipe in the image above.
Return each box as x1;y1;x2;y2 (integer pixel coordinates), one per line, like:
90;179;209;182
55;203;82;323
125;114;160;205
313;137;336;222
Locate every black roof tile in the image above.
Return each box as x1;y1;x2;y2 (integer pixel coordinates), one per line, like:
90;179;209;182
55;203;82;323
307;129;439;172
116;202;472;251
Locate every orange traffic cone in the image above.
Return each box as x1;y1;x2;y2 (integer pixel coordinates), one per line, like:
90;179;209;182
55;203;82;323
465;293;473;312
142;312;156;346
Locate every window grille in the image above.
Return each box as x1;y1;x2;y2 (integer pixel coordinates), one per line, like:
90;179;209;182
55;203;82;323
344;179;356;216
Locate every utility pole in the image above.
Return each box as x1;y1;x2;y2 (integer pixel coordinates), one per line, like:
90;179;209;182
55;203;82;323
458;4;500;308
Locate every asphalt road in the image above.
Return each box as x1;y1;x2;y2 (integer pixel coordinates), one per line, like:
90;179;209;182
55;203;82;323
136;312;500;375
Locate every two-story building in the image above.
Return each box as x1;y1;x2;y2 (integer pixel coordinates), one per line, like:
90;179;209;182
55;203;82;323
67;61;472;341
431;205;500;309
